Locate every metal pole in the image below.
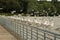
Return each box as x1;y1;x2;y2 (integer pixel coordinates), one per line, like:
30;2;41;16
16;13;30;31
31;27;33;40
54;35;56;40
23;25;24;40
44;32;46;40
36;28;38;40
26;26;28;40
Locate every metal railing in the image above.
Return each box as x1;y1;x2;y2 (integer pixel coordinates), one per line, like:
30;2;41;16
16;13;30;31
0;16;60;40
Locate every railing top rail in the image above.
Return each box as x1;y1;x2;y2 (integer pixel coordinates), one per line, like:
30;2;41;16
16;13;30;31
30;26;60;39
32;26;60;36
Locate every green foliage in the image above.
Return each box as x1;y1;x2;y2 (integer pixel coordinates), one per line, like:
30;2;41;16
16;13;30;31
0;0;60;16
43;2;57;16
27;1;57;16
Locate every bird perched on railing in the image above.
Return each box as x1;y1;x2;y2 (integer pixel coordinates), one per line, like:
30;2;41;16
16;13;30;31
11;10;16;14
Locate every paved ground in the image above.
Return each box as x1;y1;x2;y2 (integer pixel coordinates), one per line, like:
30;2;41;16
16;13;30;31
0;25;17;40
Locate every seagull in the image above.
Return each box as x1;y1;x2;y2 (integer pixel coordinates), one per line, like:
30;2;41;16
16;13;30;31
44;21;50;26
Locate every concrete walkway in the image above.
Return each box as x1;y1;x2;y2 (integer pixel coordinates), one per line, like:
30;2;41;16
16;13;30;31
0;25;17;40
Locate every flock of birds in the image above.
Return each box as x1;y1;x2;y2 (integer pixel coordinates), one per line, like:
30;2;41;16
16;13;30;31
11;16;54;27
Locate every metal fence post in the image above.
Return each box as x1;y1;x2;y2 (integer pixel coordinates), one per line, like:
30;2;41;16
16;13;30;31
26;26;28;40
16;20;19;40
14;19;16;35
54;35;56;40
44;30;46;40
37;28;38;40
31;27;32;40
20;23;21;36
15;20;17;36
23;25;24;40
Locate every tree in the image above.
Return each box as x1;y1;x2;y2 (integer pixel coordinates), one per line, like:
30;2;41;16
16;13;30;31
43;2;57;16
27;1;57;16
0;0;21;13
52;0;57;3
51;0;60;15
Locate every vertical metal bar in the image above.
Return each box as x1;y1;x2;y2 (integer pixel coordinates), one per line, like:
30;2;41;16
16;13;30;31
44;30;46;40
17;21;19;40
15;20;17;38
16;20;17;33
36;28;38;40
16;20;17;35
54;35;56;40
15;20;18;40
13;19;14;32
23;25;24;40
20;23;21;36
31;27;32;40
14;19;16;35
26;26;28;40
